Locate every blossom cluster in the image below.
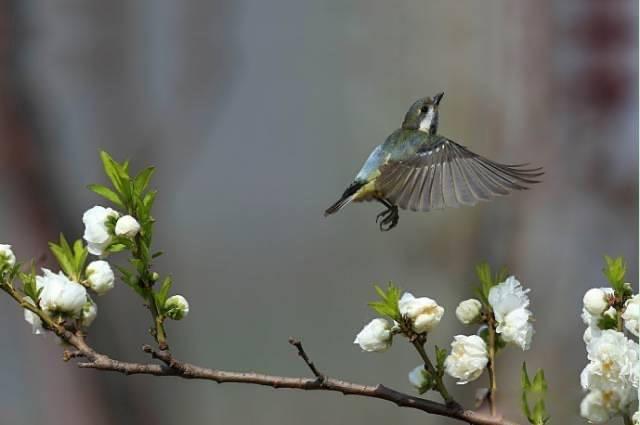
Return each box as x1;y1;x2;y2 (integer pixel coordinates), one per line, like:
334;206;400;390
579;258;638;423
446;275;534;385
353;272;535;394
0;152;192;341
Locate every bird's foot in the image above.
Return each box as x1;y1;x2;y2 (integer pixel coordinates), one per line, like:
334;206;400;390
376;205;399;231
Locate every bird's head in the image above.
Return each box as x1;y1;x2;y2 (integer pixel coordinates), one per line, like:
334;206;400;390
401;92;444;134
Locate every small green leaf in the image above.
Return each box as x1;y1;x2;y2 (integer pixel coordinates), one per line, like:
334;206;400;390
531;369;547;394
521;362;531;391
143;190;157;213
521;391;532;423
435;346;447;377
108;243;128;253
603;255;626;293
532;399;546;424
100;151;124;193
134;167;155;195
87;184;124;207
154;277;173;311
368;283;401;321
597;314;618;330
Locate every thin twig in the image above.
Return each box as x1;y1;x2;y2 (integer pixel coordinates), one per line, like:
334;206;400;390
288;337;325;381
411;338;459;410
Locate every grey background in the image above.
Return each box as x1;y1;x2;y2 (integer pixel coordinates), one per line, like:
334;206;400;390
0;1;637;424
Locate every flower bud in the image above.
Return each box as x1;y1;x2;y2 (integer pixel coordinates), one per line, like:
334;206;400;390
165;295;189;320
37;269;87;317
115;215;141;238
86;260;115;295
408;365;429;393
83;206;119;256
583;288;608;316
23;297;43;335
455;299;482;324
444;335;488;384
81;298;98;327
622;294;639;337
398;293;444;334
353;318;392;352
0;244;16;267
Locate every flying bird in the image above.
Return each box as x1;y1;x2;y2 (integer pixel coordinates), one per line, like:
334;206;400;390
325;93;543;231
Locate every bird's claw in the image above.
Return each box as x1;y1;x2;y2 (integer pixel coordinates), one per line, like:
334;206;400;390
376;205;399;231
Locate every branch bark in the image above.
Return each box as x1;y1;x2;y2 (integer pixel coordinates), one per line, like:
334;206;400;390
3;282;520;425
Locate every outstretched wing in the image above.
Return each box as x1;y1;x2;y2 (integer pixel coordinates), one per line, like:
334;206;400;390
375;138;543;212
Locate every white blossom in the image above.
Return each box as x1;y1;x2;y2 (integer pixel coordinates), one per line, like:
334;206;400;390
583;288;609;316
580;390;616;423
632;410;639;425
115;215;141;238
488;276;534;350
444;335;488;384
0;244;16;267
354;318;392;352
581;330;638;390
580;384;635;424
85;260;115;295
622;295;640;337
164;295;189;320
80;298;98;327
455;299;482;324
408;365;428;392
398;293;444;333
37;269;87;317
23;297;43;335
83;206;119;256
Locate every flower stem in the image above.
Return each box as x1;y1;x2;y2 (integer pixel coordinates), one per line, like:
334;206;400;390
486;313;498;416
411;338;458;408
623;413;633;425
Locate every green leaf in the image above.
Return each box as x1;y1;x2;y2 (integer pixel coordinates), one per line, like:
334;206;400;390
134;167;155;195
521;362;532;391
475;262;493;287
603;256;626;293
435;346;447;377
154;277;172;311
100;151;124;193
532;399;546;424
143;190;157;213
597;314;618;330
531;369;547;394
368;283;401;321
107;243;128;253
87;184;124;207
48;234;76;279
521;391;532;423
72;239;88;278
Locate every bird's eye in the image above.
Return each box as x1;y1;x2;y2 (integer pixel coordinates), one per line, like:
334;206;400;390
420;106;430;114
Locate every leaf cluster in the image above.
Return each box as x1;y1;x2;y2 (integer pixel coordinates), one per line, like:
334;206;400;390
368;283;401;321
474;262;508;305
602;256;632;299
521;363;550;425
48;234;88;282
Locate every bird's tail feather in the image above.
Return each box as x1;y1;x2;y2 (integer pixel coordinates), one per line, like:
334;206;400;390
324;181;364;216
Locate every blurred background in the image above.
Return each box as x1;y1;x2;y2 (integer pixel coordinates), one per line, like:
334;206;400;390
0;1;637;424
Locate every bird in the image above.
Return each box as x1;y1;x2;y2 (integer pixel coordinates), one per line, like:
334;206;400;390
324;92;543;231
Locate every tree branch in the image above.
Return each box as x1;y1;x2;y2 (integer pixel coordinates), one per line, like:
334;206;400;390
70;338;518;425
2;281;520;425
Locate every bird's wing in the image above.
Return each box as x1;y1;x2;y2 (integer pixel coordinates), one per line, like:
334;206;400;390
375;138;543;212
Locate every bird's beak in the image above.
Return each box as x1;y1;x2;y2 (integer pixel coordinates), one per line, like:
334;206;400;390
433;92;444;106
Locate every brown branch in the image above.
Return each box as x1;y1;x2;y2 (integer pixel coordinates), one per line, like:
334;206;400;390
288;337;325;381
70;338;518;425
2;283;519;425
